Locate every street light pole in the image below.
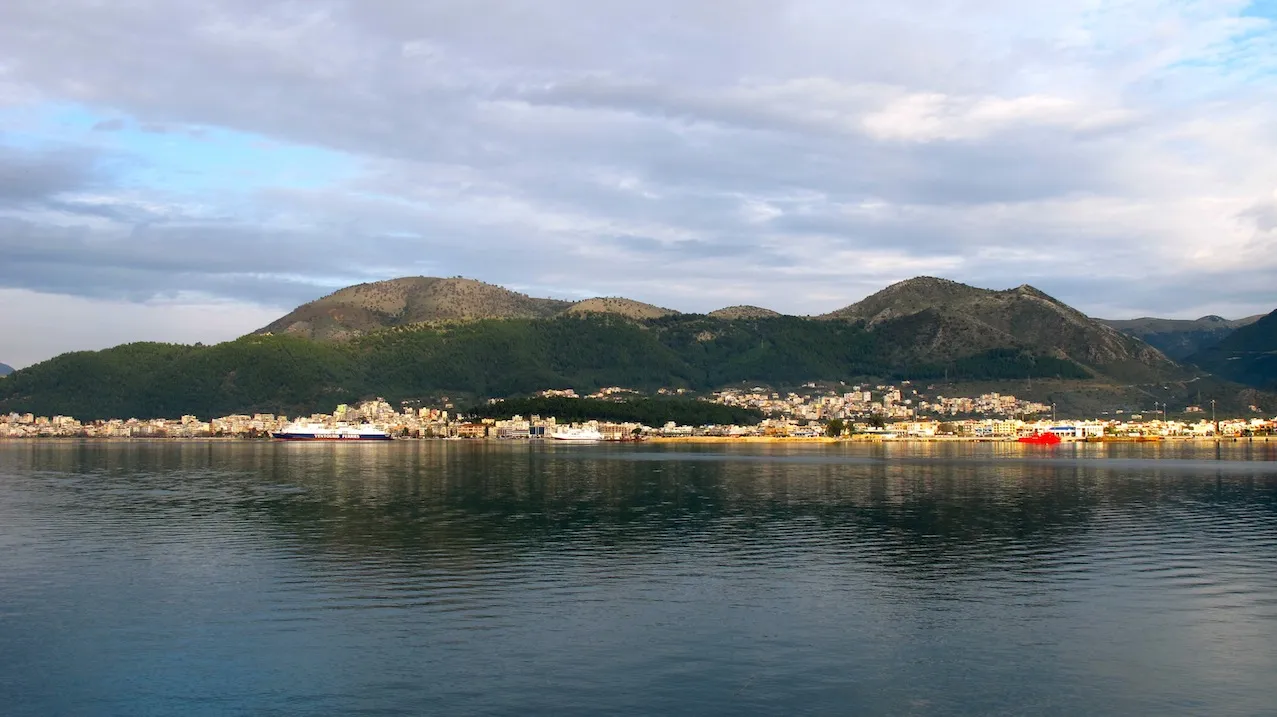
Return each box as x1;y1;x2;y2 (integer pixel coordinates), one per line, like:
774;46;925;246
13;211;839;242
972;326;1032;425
1211;399;1217;438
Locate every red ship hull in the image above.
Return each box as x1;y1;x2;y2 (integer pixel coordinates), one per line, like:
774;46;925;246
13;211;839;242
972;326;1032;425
1017;432;1062;445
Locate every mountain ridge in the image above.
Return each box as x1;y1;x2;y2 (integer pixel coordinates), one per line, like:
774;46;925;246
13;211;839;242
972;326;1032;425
257;274;1259;351
0;363;13;377
254;274;1184;383
1186;309;1277;390
1101;314;1263;360
2;274;1241;420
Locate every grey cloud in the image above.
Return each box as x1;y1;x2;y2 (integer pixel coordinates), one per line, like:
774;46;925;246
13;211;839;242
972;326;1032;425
92;118;125;131
0;217;389;306
0;145;100;205
1240;199;1277;233
0;0;1274;341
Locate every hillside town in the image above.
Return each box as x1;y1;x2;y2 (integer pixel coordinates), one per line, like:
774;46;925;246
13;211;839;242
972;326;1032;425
711;383;1054;421
1;386;1272;441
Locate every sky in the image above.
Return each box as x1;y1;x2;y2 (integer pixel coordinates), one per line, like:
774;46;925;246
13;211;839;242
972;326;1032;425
1;0;1276;367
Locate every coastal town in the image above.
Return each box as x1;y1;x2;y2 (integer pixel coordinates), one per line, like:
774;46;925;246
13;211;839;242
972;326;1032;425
1;384;1272;440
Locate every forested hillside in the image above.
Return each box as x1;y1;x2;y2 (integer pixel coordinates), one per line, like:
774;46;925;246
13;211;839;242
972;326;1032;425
1187;309;1277;390
0;314;1093;419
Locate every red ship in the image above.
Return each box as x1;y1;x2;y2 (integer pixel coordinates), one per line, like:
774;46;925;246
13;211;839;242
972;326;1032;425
1017;432;1062;445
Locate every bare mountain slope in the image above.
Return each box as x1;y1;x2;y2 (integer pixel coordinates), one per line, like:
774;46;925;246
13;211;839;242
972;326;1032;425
257;277;570;341
708;305;782;319
564;297;680;320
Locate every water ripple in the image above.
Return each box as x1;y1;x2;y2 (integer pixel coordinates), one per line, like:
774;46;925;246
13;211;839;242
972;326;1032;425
1;440;1276;716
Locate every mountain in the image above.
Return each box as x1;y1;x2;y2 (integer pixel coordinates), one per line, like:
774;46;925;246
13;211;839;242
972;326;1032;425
564;297;680;320
0;276;1222;420
261;275;1176;382
1186;309;1277;390
1101;315;1262;361
257;277;571;341
820;277;1179;382
0;363;12;377
256;277;691;340
708;306;782;320
822;276;989;323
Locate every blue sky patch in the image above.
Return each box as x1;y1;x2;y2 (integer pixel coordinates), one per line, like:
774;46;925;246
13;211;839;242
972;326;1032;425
1;103;357;198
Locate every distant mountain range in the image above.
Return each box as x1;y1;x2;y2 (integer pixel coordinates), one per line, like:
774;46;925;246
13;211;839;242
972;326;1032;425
1;276;1272;419
255;277;1179;373
1099;315;1263;361
0;363;12;377
258;275;1180;378
1186;309;1277;391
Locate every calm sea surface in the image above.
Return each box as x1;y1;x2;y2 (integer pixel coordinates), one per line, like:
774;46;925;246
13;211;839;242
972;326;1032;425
2;440;1277;716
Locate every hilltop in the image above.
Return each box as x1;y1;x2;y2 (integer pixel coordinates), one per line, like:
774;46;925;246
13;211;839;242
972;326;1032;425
708;305;782;320
563;297;680;320
0;363;12;377
256;277;698;340
257;277;571;341
1101;315;1262;360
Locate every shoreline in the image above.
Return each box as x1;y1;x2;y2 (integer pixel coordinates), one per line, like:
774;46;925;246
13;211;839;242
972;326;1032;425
0;435;1271;444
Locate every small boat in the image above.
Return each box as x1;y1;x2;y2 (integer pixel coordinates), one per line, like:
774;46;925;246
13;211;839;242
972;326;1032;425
550;427;603;441
1017;432;1062;445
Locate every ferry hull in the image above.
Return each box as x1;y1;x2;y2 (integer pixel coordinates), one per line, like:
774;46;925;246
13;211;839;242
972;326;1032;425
272;433;393;441
550;430;603;441
1017;433;1062;445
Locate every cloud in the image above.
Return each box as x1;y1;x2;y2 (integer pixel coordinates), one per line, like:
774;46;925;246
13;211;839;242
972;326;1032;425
0;289;282;369
91;118;125;132
0;0;1275;363
0;144;101;205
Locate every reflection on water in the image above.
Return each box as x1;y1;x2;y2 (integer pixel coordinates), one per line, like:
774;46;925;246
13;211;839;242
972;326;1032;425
1;441;1276;716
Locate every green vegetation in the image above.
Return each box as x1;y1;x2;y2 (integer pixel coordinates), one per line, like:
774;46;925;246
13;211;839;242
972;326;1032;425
0;314;1100;419
1187;309;1277;390
824;418;845;437
1101;315;1259;362
468;397;763;426
0;336;361;419
902;348;1091;381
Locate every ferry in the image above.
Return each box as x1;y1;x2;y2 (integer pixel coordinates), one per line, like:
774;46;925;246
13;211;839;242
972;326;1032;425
272;422;393;441
550;427;603;441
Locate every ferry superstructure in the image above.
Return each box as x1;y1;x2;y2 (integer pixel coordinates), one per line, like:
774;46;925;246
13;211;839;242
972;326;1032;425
550;427;603;441
272;423;393;441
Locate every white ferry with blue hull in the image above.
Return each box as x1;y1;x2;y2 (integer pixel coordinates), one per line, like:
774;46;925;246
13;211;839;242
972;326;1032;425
272;423;393;441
